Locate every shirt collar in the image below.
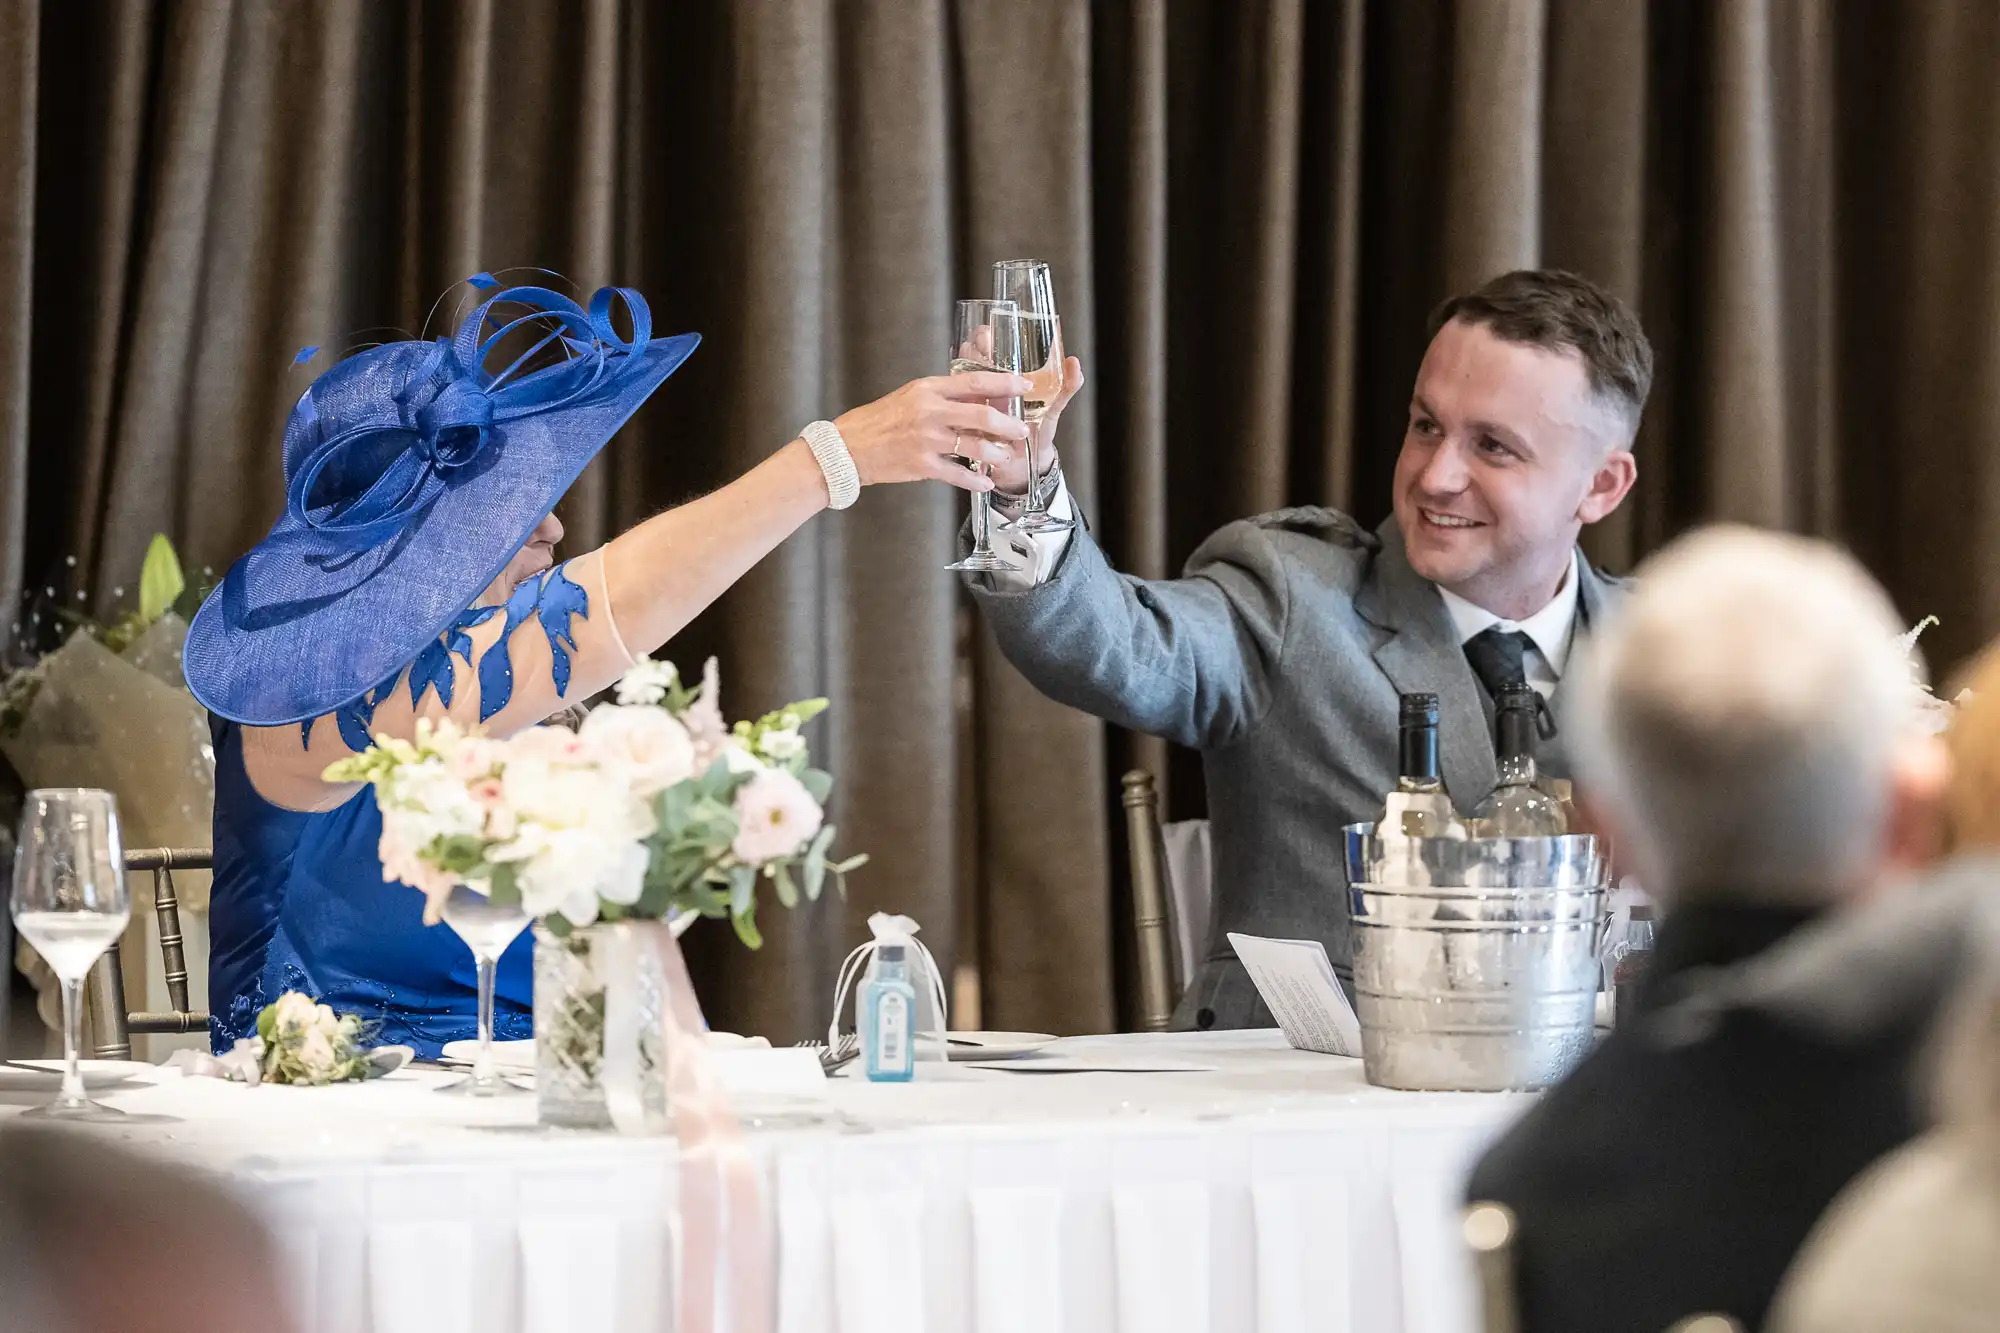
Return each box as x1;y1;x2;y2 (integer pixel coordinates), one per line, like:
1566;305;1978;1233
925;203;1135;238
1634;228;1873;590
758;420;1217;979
1435;550;1583;676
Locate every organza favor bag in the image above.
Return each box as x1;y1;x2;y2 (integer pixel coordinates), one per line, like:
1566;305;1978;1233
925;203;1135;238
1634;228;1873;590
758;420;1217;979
831;913;949;1075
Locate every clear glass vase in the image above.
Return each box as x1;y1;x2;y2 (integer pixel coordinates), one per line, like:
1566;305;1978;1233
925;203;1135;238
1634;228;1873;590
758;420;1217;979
531;922;669;1131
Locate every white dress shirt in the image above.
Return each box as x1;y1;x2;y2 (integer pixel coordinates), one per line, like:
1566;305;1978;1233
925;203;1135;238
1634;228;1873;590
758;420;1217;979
992;474;1582;696
1435;550;1581;699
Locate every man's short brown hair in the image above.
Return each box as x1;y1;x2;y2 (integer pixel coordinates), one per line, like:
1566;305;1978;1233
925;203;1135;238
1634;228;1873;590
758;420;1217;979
1431;270;1653;431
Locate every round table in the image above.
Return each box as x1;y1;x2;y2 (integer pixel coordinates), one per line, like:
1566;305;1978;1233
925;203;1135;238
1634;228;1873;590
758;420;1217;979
60;1029;1530;1333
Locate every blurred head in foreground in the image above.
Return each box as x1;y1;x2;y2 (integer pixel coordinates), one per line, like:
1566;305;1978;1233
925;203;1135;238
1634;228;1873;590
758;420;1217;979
1571;525;1939;908
0;1126;293;1333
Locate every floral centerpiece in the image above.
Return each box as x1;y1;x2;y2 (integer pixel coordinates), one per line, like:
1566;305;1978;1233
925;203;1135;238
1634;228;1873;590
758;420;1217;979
326;656;865;1127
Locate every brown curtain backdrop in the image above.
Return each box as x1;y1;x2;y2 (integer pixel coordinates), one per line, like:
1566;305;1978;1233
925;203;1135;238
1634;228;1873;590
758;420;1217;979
0;0;1995;1039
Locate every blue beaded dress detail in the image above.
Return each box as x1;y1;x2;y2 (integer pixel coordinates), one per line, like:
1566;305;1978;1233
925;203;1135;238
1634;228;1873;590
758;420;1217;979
208;563;590;1058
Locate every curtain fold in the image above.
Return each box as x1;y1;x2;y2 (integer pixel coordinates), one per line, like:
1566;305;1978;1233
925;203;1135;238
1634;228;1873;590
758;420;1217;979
1;0;1996;1037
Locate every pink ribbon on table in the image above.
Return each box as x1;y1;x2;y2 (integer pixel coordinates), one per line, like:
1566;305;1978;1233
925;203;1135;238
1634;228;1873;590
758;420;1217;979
601;920;771;1333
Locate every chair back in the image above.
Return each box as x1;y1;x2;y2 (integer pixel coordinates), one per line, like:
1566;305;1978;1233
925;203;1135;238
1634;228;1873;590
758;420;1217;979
1463;1201;1521;1333
85;848;212;1059
1121;771;1215;1029
1123;772;1177;1031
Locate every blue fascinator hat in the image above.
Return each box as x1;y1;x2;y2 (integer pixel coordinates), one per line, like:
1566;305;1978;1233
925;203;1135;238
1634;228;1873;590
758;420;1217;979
185;278;699;726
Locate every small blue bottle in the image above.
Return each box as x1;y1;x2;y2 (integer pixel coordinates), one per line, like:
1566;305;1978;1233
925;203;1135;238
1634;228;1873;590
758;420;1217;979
863;943;917;1082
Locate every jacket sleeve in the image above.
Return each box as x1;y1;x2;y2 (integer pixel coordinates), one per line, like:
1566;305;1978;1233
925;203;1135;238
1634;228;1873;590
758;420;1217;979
968;516;1294;751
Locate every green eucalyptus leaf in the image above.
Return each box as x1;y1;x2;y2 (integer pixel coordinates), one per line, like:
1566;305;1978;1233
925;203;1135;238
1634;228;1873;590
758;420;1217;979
138;533;185;625
800;768;833;805
727;862;757;916
731;904;764;949
773;861;799;909
543;913;573;939
486;864;521;910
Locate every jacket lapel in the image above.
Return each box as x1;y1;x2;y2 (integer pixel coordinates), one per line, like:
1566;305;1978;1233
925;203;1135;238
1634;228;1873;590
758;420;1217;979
1542;555;1623;745
1356;519;1496;812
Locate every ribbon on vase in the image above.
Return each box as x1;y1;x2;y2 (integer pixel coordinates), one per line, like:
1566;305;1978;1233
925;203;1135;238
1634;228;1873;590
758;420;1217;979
601;919;771;1333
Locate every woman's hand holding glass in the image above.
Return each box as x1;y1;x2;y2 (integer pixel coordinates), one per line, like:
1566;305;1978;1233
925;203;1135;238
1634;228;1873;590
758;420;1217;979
830;370;1032;495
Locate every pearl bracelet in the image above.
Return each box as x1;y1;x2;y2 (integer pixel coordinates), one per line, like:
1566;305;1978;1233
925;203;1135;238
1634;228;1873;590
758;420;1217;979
801;420;860;510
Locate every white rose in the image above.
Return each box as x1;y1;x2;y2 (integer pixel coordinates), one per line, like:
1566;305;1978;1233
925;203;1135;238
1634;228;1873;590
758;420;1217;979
297;1027;337;1079
511;826;648;925
730;768;824;864
580;704;697;797
273;992;318;1034
719;741;764;775
758;727;804;763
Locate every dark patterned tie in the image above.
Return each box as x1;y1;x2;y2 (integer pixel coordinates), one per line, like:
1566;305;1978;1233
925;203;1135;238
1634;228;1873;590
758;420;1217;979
1463;627;1534;702
1464;627;1558;739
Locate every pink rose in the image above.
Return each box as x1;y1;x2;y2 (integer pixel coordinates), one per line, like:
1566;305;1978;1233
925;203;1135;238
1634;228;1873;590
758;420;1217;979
729;769;824;865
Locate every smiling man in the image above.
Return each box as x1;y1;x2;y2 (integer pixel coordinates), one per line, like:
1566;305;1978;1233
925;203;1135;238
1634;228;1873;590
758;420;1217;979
967;269;1650;1028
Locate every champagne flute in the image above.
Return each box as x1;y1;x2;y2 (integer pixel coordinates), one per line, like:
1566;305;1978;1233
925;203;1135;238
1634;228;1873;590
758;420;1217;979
437;883;531;1096
12;788;132;1120
991;259;1074;533
943;298;1026;573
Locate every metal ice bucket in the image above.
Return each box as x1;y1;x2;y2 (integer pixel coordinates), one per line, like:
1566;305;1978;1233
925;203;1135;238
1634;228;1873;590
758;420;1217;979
1342;823;1608;1092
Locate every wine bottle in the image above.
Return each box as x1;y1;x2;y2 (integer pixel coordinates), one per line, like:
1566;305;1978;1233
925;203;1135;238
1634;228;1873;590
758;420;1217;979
1471;683;1569;836
1377;692;1468;839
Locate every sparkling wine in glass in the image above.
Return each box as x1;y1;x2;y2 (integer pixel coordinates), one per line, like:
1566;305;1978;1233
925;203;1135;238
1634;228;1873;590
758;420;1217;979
437;883;531;1097
12;788;131;1121
944;298;1026;573
991;259;1074;533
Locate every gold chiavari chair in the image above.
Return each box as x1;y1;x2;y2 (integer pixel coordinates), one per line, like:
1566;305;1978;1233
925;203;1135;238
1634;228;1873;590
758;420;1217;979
1122;770;1215;1031
1122;771;1178;1031
85;847;210;1059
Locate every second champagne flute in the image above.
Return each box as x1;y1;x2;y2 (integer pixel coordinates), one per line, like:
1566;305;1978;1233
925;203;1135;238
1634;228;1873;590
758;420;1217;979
991;259;1074;533
943;298;1025;573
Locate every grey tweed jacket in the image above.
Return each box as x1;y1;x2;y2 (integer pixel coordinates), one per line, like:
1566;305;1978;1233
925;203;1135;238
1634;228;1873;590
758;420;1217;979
970;507;1629;1029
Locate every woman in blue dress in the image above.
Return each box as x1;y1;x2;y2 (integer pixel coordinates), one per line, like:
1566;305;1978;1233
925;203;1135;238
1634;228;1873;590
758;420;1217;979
182;280;1048;1057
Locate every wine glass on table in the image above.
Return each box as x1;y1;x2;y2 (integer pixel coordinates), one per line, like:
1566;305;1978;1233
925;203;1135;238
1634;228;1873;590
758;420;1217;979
943;298;1026;573
437;883;531;1097
991;259;1074;533
12;788;132;1121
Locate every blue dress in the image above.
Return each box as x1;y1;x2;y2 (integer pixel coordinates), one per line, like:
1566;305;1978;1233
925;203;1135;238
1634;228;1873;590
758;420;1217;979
205;716;534;1059
206;563;593;1058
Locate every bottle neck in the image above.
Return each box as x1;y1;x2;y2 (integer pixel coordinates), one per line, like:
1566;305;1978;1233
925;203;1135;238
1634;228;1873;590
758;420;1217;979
1495;704;1538;769
875;949;910;983
1398;722;1440;784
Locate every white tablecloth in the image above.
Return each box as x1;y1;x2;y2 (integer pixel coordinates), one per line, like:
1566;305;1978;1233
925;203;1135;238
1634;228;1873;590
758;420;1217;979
63;1031;1530;1333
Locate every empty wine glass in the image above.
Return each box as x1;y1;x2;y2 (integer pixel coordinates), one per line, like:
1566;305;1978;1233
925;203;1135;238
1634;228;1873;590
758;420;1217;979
991;259;1074;533
437;883;531;1097
943;298;1026;573
12;788;131;1121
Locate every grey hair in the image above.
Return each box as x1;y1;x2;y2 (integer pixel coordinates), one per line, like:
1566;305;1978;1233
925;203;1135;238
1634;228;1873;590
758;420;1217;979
1570;525;1915;906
